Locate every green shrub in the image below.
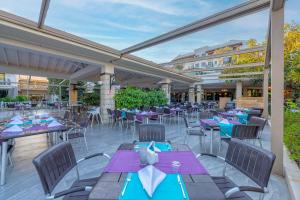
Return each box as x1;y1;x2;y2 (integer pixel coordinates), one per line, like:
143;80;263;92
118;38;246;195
284;109;300;166
81;92;100;106
1;96;14;102
15;95;28;102
114;87;167;109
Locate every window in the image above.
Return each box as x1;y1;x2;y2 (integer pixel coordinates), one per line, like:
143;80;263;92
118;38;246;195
0;73;5;81
195;63;199;68
208;62;213;67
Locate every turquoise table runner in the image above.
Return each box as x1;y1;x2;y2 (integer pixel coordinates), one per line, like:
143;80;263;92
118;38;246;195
133;142;172;152
119;173;189;200
219;123;234;137
236;114;248;124
6;119;53;127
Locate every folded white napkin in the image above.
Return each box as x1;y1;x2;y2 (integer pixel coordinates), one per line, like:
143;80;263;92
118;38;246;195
138;165;166;197
8;119;23;125
46;117;55;121
3;125;23;133
236;111;243;115
148;141;161;152
220;119;230;124
11;115;22;120
47;120;62;128
41;113;49;118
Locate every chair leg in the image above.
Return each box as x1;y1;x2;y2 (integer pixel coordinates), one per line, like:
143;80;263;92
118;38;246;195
184;131;188;144
259;139;263;148
83;131;89;152
8;153;13;167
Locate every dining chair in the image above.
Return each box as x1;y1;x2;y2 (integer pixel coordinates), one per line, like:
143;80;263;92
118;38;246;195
249;116;267;145
88;107;103;126
114;109;124;128
106;108;114;126
198;138;276;200
182;114;206;151
32;141;110;200
162;108;175;124
138;124;166;142
247;110;262;121
61;113;90;152
220;124;261;149
125;111;142;134
199;111;214;119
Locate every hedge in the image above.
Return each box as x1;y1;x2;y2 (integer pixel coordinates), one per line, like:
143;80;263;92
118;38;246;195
284;109;300;166
114;87;167;109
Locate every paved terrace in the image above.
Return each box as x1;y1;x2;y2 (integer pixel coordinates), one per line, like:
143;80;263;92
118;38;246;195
0;110;290;200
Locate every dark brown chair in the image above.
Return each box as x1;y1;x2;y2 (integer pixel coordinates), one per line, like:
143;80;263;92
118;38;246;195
220;124;260;151
199;138;275;200
33;141;110;200
182;114;206;150
249;116;268;141
247;110;262;121
138;124;166;142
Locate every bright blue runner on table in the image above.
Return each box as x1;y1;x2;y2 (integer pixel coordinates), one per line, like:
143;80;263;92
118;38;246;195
219;123;234;137
119;173;189;200
133;142;172;152
236;113;248;124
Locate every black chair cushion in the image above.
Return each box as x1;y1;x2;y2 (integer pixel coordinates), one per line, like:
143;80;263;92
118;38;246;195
63;177;99;200
212;176;252;200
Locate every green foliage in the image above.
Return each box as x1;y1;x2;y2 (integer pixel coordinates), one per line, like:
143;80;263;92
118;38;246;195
114;87;167;109
284;109;300;165
81;92;100;106
0;96;14;102
15;95;28;102
0;95;28;102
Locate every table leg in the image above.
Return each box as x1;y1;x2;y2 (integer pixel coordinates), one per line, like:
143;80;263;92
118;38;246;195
1;141;8;185
210;128;213;154
146;118;149;124
63;131;67;141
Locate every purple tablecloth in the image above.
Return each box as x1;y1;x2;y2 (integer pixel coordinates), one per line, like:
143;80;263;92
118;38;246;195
170;108;183;115
136;112;159;121
104;150;208;175
219;112;236;118
0;125;66;140
200;119;241;128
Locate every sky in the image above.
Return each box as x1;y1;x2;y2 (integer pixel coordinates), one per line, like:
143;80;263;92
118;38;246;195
0;0;299;63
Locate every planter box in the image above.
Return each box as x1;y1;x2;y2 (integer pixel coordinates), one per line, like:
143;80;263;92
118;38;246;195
284;146;300;200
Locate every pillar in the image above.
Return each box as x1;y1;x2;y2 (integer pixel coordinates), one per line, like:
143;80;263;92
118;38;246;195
236;81;243;99
181;92;186;103
271;5;284;176
196;84;202;103
100;64;115;122
263;68;270;118
160;78;171;104
69;83;77;105
189;85;195;104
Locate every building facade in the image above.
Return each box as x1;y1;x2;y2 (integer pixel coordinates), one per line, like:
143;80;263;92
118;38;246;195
0;73;18;98
163;40;263;102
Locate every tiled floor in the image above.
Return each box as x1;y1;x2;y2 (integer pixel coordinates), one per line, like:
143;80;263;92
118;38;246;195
0;111;290;200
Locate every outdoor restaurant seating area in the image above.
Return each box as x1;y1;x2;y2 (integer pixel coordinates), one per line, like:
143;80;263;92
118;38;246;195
0;0;295;199
0;103;290;199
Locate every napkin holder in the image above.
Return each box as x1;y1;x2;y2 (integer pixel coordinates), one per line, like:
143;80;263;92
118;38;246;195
139;145;159;165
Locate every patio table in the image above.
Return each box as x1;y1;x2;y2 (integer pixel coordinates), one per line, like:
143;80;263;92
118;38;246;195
170;107;184;122
89;143;225;200
136;111;159;124
0;117;68;185
200;119;241;154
